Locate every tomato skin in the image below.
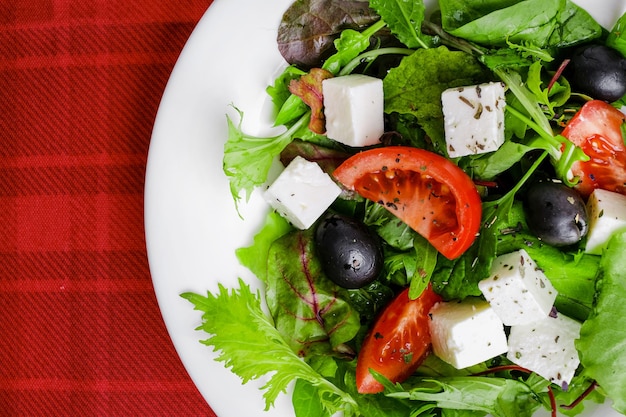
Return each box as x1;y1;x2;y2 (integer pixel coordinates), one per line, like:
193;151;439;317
333;146;482;260
561;100;626;197
355;286;441;394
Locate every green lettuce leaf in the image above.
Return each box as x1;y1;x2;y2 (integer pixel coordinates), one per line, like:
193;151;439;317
576;230;626;414
223;108;310;211
383;46;490;154
236;210;293;283
181;279;358;414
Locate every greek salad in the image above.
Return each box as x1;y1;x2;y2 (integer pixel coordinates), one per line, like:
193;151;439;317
183;0;626;416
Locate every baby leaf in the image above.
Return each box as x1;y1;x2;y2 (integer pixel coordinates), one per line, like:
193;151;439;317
266;229;361;358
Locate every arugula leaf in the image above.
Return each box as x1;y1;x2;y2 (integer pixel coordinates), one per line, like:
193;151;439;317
525;60;570;117
387;376;542;417
181;279;357;414
576;230;626;414
322;22;385;75
369;0;431;49
266;229;361;357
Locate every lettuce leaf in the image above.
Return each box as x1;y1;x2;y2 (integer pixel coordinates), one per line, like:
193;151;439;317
236;210;293;283
576;230;626;414
383;46;490;154
181;279;358;415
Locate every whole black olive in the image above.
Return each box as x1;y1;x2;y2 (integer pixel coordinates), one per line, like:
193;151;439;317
315;213;383;289
524;181;588;247
568;44;626;102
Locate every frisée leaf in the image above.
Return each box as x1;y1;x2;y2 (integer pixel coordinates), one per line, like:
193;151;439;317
181;279;358;415
223;108;310;212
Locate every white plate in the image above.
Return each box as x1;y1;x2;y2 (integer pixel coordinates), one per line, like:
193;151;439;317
144;0;626;416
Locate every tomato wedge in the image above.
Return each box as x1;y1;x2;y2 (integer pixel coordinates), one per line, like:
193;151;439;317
561;100;626;197
355;286;441;394
333;146;482;260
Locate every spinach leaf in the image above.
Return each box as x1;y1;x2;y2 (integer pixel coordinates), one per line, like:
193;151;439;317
607;12;626;57
277;0;380;68
266;229;361;357
576;230;626;414
446;0;562;47
443;0;602;49
439;0;524;31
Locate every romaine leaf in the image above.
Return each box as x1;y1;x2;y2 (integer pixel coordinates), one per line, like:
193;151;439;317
266;229;361;357
181;279;357;414
576;230;626;414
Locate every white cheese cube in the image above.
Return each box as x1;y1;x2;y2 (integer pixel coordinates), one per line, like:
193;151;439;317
441;82;506;158
585;188;626;255
322;74;384;147
429;298;508;369
507;311;582;387
264;156;341;230
478;249;557;326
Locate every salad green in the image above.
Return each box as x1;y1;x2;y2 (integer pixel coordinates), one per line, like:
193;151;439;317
184;0;626;416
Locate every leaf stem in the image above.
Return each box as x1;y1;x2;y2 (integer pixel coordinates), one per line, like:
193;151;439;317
339;47;414;76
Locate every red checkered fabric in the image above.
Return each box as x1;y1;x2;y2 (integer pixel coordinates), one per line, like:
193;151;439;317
0;1;217;416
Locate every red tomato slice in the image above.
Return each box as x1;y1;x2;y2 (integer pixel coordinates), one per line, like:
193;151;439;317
355;286;441;394
333;146;482;260
561;100;626;197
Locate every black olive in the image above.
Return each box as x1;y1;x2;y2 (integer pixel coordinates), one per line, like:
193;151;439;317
568;44;626;102
524;181;588;247
315;213;383;289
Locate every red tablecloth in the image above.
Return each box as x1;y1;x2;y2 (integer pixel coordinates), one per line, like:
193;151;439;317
1;1;217;415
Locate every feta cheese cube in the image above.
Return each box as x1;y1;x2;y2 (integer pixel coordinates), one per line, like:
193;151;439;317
441;82;506;158
478;249;557;326
507;311;582;387
264;156;341;230
428;298;508;369
322;74;384;147
585;188;626;255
